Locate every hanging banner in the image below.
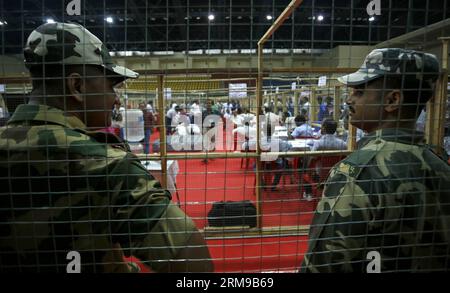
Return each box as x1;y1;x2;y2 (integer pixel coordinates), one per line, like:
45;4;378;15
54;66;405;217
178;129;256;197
229;83;247;98
318;76;327;87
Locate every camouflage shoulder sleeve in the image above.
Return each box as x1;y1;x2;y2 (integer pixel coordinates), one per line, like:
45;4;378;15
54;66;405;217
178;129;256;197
132;203;200;272
101;147;172;251
301;141;388;272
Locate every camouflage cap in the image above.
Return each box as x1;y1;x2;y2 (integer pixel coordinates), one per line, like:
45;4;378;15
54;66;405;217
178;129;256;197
24;22;138;80
338;48;439;86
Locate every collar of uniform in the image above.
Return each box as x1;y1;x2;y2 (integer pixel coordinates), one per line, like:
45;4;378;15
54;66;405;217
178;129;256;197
7;104;86;129
357;128;425;149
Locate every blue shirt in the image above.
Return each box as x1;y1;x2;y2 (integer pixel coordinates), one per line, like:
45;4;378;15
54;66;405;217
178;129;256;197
311;134;347;151
291;124;314;138
318;102;328;121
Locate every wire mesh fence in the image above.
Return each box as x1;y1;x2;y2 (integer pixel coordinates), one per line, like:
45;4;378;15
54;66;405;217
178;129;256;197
0;0;450;273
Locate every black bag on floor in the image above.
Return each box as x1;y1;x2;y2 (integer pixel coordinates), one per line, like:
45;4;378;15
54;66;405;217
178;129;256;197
207;200;257;228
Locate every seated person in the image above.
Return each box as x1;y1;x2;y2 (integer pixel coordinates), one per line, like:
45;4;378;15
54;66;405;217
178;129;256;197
303;119;346;200
264;106;281;127
291;114;314;138
311;118;347;151
260;124;292;191
170;121;203;152
283;112;296;132
233;121;257;151
240;107;257;126
231;108;244;126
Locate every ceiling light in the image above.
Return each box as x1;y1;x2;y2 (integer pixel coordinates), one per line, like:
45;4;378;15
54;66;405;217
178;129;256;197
317;15;324;21
106;16;113;23
208;14;215;21
266;15;273;20
369;16;375;22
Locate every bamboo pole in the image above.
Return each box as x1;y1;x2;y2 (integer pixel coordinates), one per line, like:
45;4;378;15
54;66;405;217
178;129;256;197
334;86;341;122
310;88;318;122
282;93;287;113
257;0;304;47
426;38;449;152
256;45;263;229
294;90;299;116
347;122;357;151
256;0;304;229
433;38;449;155
136;149;353;161
157;75;167;189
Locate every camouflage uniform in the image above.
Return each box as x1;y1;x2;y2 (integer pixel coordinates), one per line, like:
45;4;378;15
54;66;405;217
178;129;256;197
301;129;450;272
23;22;138;78
0;23;210;272
301;49;450;272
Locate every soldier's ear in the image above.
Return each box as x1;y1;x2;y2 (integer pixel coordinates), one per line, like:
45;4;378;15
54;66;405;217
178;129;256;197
384;90;402;113
66;73;85;103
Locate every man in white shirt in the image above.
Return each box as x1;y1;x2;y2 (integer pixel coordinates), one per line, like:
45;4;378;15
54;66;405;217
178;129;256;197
240;107;256;126
301;96;311;117
231;108;246;127
264;106;280;127
166;103;179;134
146;101;154;114
234;122;257;151
189;100;201;124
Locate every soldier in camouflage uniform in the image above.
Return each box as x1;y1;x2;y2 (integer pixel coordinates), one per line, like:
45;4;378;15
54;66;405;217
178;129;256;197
301;48;450;272
0;22;213;272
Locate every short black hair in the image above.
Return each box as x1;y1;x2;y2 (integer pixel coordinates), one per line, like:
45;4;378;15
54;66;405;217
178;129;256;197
294;114;307;125
322;118;338;134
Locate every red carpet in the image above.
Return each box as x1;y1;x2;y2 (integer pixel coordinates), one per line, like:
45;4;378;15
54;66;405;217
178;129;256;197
176;157;316;229
148;128;316;228
125;235;309;273
207;235;308;272
141;129;314;272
